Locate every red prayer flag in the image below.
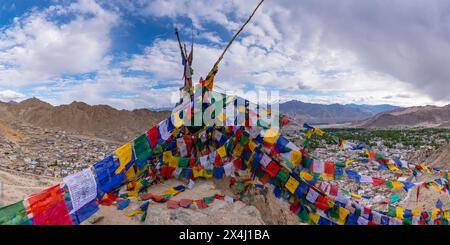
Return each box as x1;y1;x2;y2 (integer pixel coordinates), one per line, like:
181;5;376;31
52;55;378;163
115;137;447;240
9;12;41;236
147;127;159;148
195;200;209;209
160;166;175;179
265;161;281;177
281;115;291;127
28;184;73;225
179;199;192;208
372;177;386;186
167;200;179;209
233;157;243;170
324;162;335;175
214;154;222;167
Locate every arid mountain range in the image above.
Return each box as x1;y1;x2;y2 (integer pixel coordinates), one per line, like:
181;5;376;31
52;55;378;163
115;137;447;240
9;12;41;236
279;100;399;124
352;105;450;128
0;98;170;142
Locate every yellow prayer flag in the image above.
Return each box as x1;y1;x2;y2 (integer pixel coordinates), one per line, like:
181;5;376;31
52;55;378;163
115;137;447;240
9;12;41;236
345;159;356;166
314;128;325;136
169;156;179;168
204;69;216;91
233;144;243;157
249;139;257;151
430;182;441;192
164;187;180;196
173;111;184;128
163;151;173;164
128;181;143;197
285;177;299;194
338;207;349;221
263;127;279;145
391;181;404;190
126;166;136;182
217;145;227;158
432;208;440;219
115;142;133;174
291;150;302;166
126;210;144;217
203;169;213;178
300;171;313;181
351;193;361;199
387;164;400;171
396;207;404;219
193;167;203;178
309;212;320;225
412;207;421;217
305;129;313;138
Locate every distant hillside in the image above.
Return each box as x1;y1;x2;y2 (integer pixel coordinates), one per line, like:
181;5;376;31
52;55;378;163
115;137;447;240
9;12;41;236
353;105;450;128
279;100;400;124
0;98;171;142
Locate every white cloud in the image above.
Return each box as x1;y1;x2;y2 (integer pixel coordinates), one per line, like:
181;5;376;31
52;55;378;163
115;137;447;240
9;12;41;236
0;0;118;86
0;89;25;102
119;0;449;107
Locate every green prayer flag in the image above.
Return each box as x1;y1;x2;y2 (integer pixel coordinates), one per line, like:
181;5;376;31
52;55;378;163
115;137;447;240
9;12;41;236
239;134;249;146
298;208;309;223
403;216;412;225
134;134;152;162
386;181;393;189
390;194;401;203
153;144;163;155
236;182;246;191
335;162;346;168
276;169;290;184
387;206;397;217
203;195;216;204
178;158;189;168
0;201;30;225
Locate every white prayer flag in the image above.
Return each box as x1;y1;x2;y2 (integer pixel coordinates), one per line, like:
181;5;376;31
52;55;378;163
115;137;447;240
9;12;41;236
312;160;324;174
225;196;234;204
359;175;373;183
223;163;234;176
306;189;320;203
158;119;171;140
63;168;97;213
188;179;195;189
260;154;272;167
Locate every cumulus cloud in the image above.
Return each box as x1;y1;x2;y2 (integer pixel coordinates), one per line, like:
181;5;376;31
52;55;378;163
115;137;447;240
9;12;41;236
118;0;450;107
0;89;25;102
0;0;118;86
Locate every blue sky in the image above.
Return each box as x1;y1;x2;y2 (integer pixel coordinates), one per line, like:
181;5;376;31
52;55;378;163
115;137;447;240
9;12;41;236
0;0;449;109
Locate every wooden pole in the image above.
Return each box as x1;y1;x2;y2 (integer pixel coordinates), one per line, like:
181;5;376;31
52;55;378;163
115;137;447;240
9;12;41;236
206;0;265;79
